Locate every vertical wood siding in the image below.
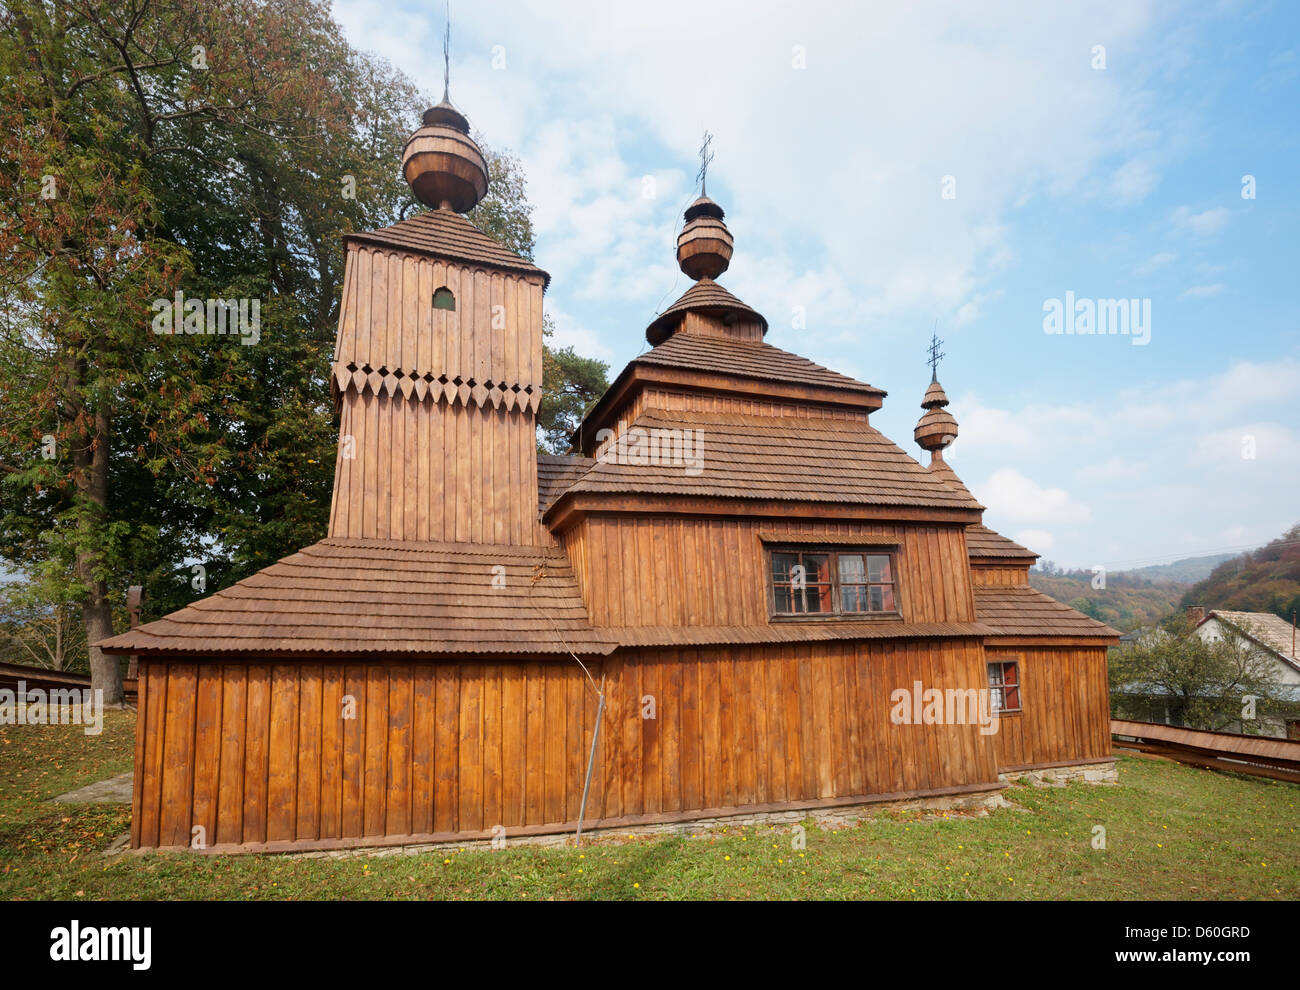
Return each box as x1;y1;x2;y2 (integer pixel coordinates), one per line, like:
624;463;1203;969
334;247;543;392
989;646;1113;770
134;639;1019;850
330;397;542;544
559;516;977;627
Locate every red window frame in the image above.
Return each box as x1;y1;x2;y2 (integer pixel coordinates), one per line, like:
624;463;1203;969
769;548;899;618
987;658;1022;714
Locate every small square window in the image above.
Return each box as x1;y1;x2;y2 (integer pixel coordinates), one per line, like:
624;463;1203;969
987;659;1021;713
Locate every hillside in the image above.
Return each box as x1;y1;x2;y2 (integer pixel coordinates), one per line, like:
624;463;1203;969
1124;552;1239;584
1181;523;1300;620
1026;570;1185;632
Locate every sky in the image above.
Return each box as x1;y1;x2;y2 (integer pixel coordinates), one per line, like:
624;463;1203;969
333;0;1299;571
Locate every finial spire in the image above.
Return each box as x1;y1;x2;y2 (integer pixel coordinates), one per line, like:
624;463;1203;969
442;3;451;102
927;328;945;384
697;130;714;196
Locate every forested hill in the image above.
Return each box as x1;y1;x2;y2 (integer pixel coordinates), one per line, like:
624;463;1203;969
1027;569;1185;633
1181;523;1300;621
1125;553;1238;584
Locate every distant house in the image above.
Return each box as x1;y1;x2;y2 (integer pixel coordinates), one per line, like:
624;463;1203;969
1117;626;1168;651
1190;607;1300;738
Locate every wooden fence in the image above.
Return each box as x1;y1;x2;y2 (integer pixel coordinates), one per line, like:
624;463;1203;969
0;661;137;703
1111;718;1300;784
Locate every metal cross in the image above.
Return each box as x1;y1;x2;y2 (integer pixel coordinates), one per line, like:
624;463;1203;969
927;330;945;382
442;3;451;101
697;130;714;196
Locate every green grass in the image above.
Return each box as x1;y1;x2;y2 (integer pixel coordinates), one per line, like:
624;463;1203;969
2;709;1297;900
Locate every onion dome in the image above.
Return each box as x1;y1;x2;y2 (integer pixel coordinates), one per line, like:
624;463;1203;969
914;378;958;456
401;100;489;212
676;195;734;280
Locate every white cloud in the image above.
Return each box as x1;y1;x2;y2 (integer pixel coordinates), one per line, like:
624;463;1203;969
1076;457;1146;483
543;304;615;362
1172;205;1230;236
1191;423;1293;465
955;359;1300;565
1135;251;1176;276
333;0;1171;345
1179;283;1225;299
981;468;1093;526
1014;529;1056;553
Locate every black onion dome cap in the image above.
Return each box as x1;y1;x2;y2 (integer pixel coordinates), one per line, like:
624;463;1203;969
422;100;470;134
684;195;725;222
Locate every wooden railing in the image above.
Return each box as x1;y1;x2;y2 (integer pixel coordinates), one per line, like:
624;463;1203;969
0;661;137;703
1111;718;1300;784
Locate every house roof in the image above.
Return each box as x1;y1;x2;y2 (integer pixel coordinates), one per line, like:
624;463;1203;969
537;453;594;514
554;409;985;511
1203;610;1300;668
966;524;1039;559
645;278;767;344
98;539;614;658
344;209;550;286
927;459;977;505
974;585;1119;638
633;331;883;395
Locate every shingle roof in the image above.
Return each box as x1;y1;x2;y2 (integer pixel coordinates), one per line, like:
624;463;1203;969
537;453;594;514
344;209;549;286
97;539;614;658
646;278;766;343
974;586;1118;638
1205;611;1300;668
927;459;977;504
556;409;985;511
966;523;1038;559
634;332;883;395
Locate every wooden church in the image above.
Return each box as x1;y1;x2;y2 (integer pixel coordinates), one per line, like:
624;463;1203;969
101;91;1119;853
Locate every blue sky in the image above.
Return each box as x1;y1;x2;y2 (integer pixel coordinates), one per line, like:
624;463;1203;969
334;0;1299;570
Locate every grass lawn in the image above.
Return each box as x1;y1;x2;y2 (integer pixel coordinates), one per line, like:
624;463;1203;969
1;708;1296;900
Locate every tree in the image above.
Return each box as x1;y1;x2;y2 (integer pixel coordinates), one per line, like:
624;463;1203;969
539;320;608;453
1109;611;1292;732
0;1;609;707
0;0;419;701
0;571;88;672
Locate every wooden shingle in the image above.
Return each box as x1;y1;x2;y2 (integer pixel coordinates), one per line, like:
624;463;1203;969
98;539;614;658
557;409;984;510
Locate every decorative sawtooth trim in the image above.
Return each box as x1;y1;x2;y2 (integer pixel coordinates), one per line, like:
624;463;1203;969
331;363;542;411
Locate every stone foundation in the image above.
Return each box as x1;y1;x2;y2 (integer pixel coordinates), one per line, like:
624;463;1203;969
998;761;1118;788
291;789;1013;860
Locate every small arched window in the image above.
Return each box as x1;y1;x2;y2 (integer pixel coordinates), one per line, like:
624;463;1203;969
432;287;456;311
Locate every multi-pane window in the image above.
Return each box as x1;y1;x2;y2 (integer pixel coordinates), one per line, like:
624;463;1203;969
770;549;898;617
987;660;1021;713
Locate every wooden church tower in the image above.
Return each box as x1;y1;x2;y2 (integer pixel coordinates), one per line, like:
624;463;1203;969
327;98;548;546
